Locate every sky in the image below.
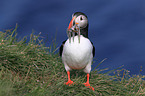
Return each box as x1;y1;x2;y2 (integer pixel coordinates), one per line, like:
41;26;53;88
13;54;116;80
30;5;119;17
0;0;145;75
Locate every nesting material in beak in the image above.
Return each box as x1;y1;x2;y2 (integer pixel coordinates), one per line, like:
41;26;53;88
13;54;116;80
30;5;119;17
67;17;80;43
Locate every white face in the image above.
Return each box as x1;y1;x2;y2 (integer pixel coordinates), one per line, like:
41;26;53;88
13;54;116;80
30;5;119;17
75;15;88;29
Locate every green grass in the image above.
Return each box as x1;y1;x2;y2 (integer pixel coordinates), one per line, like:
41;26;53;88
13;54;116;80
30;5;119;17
0;26;145;96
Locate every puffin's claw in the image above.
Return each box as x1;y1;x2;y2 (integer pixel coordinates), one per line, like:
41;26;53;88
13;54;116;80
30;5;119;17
65;80;74;86
84;82;94;91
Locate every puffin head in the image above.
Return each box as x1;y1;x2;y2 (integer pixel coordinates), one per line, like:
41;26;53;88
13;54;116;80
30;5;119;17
67;12;89;40
68;12;88;31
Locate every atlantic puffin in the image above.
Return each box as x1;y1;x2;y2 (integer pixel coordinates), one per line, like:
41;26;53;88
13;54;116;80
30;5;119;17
59;12;95;91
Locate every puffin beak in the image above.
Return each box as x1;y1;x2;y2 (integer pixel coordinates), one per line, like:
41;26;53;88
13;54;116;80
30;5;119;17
67;16;80;43
68;16;79;31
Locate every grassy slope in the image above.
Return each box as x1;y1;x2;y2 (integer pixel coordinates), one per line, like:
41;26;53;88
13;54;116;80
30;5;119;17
0;27;145;96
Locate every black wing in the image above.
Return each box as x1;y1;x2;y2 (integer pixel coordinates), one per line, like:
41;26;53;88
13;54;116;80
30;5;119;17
91;42;95;57
59;40;66;57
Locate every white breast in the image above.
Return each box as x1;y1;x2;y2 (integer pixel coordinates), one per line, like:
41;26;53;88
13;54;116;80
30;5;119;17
62;35;93;70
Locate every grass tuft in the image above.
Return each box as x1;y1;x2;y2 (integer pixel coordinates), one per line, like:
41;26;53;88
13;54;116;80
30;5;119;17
0;26;145;96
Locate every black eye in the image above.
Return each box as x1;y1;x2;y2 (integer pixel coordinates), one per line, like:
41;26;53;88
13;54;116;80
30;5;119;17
80;16;83;20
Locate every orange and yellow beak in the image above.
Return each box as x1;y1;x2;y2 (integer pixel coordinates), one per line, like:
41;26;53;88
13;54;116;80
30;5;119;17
68;16;79;31
67;16;80;43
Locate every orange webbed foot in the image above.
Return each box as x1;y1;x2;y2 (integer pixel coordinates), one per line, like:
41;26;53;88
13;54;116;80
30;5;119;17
84;82;94;91
65;80;74;86
84;74;94;91
65;71;74;86
84;82;90;87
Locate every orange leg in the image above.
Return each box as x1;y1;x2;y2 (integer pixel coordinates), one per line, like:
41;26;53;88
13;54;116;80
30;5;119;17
65;71;73;86
84;74;94;91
